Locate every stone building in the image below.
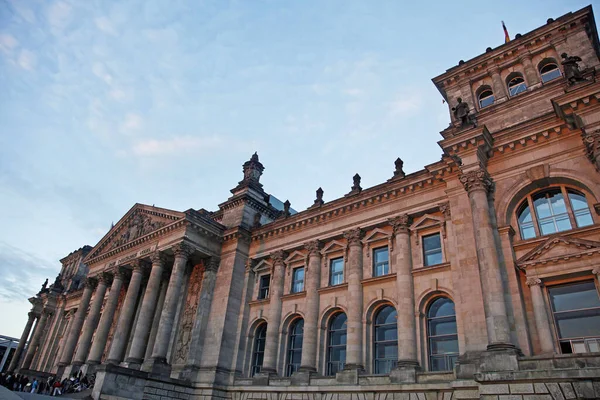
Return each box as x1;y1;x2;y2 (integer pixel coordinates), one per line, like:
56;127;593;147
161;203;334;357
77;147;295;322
10;5;600;400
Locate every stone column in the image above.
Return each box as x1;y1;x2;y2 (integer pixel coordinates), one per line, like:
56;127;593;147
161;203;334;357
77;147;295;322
72;272;110;366
299;241;322;372
8;311;36;372
526;278;555;354
126;252;167;368
87;269;125;365
389;215;419;368
150;243;194;372
521;54;540;87
344;228;364;370
21;310;51;370
106;261;145;365
59;278;96;367
459;168;512;348
55;310;76;370
261;250;287;374
143;274;169;369
182;257;220;376
490;67;508;102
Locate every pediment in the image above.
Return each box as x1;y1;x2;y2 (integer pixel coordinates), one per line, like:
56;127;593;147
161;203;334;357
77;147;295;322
363;228;391;244
321;240;346;255
285;250;306;265
517;236;600;267
253;259;272;273
410;214;445;231
86;204;185;262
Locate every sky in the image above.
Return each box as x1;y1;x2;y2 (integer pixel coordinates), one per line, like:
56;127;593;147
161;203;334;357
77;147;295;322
0;0;597;337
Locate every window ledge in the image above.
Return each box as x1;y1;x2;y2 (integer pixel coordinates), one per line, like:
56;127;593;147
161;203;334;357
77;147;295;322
248;298;270;306
361;273;397;286
412;262;451;275
318;283;349;294
281;291;306;300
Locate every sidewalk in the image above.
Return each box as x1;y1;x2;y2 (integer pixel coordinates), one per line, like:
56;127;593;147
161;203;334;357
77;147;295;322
0;387;91;400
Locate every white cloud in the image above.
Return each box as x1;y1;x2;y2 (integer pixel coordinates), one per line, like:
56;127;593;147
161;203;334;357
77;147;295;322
0;34;18;55
17;49;36;71
388;93;422;117
92;62;113;85
120;113;143;133
132;135;224;157
95;17;117;36
343;88;363;97
8;0;36;24
47;1;72;31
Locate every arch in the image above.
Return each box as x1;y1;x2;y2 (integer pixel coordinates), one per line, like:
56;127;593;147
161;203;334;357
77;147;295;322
319;305;348;330
281;311;305;334
476;85;495;108
537;57;562;83
365;298;398;323
416;288;456;314
506;72;527;96
499;173;600;227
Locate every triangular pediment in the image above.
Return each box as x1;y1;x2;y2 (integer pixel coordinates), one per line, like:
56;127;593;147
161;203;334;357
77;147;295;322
321;240;346;255
410;214;444;231
86;204;185;262
363;228;391;244
285;250;306;265
517;236;600;267
253;259;272;273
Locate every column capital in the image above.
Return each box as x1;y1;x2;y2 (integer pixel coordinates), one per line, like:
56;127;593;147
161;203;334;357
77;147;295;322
388;214;411;234
130;259;146;273
41;308;53;318
304;240;322;256
592;267;600;275
245;258;255;273
205;257;220;273
439;203;451;219
172;243;194;259
271;250;288;266
85;277;98;289
99;271;113;285
344;227;364;246
27;311;36;319
459;168;493;194
526;277;542;287
150;251;168;265
114;266;128;280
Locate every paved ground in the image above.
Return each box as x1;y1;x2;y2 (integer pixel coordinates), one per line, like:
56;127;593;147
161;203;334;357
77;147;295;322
0;387;91;400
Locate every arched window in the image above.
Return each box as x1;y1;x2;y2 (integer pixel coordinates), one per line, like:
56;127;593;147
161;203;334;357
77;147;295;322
327;313;347;375
427;297;458;372
477;86;495;108
251;323;267;376
516;187;594;239
507;74;527;96
286;319;304;376
373;305;398;374
539;60;561;83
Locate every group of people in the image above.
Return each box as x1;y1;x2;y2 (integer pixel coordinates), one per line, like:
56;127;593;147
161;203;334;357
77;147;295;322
0;371;94;396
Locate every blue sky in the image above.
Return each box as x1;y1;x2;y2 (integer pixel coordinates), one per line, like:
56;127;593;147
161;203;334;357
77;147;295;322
0;0;596;337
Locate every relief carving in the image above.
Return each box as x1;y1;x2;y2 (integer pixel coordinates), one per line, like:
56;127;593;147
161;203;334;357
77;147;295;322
582;129;600;172
111;212;167;249
174;265;204;364
459;168;493;194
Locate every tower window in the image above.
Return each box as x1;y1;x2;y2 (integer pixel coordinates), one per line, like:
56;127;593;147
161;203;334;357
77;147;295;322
540;62;561;83
508;75;527;96
478;88;495;108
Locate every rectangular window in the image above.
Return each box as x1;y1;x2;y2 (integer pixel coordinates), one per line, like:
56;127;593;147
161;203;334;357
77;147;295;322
330;258;344;286
423;233;443;267
373;247;389;277
258;274;270;299
292;267;304;293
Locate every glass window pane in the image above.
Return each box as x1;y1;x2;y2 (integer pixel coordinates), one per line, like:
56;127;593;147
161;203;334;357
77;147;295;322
423;234;441;250
549;281;600;312
555;215;572;232
572;340;587;353
575;210;594;227
428;319;458;336
568;192;589;210
539;220;557;235
374;247;389;263
554;309;600;339
428;298;456;318
518;205;532;223
550;194;567;215
480;94;495;108
521;225;536;240
376;325;398;341
425;252;443;266
588;339;600;352
430;336;459;354
376;305;397;324
430;356;446;372
534;197;552;219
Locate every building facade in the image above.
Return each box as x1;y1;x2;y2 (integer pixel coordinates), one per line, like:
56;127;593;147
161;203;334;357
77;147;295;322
10;6;600;400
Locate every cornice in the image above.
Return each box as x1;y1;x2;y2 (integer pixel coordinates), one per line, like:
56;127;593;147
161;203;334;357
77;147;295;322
411;262;452;276
361;273;397;286
317;283;348;294
218;192;280;220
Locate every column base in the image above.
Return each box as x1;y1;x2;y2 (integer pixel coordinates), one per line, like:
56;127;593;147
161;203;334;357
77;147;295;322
252;370;276;386
480;346;521;372
336;367;362;384
148;357;172;376
390;361;420;383
122;357;144;370
291;368;317;385
178;365;200;381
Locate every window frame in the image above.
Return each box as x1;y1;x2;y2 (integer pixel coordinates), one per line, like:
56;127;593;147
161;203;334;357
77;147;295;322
515;185;595;241
373;305;398;375
538;59;562;83
372;246;390;277
477;87;495;108
258;274;271;300
426;297;459;372
422;232;443;267
507;74;527;97
291;267;305;293
251;323;267;376
286;318;304;376
329;257;345;286
326;312;347;376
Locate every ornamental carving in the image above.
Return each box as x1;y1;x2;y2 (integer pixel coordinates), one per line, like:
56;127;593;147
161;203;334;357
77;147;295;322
593;267;600;275
582;129;600;172
271;250;288;265
388;215;411;234
150;251;167;265
110;212;167;250
172;243;195;259
304;240;322;256
85;277;98;289
526;277;542;287
205;257;220;273
114;266;128;281
439;203;451;219
98;272;113;286
344;228;364;246
174;265;204;364
459;168;493;193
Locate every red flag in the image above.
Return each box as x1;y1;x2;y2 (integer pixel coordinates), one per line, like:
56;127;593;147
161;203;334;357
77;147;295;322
502;21;510;43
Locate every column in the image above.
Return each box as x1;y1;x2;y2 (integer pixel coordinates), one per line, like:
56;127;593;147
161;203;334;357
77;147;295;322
344;228;364;370
151;243;194;370
21;310;51;370
59;278;96;366
459;168;512;348
526;278;555;354
521;54;541;87
87;269;125;365
143;274;169;367
183;257;220;373
8;312;36;372
261;250;287;374
126;252;166;367
55;310;75;370
389;215;419;367
299;240;321;372
106;261;145;364
490;67;508;102
72;273;110;366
